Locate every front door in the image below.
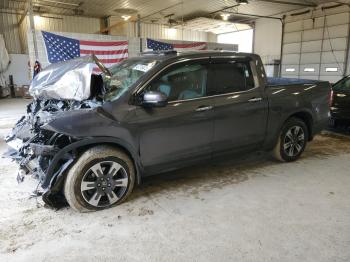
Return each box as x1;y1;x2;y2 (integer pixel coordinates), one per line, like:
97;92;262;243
134;59;215;173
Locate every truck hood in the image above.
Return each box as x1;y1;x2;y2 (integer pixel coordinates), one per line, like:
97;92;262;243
30;55;111;101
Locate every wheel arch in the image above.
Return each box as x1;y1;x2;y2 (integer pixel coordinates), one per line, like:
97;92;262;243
286;110;314;141
43;137;142;192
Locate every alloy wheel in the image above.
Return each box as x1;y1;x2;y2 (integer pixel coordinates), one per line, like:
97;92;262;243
80;160;128;208
283;125;305;157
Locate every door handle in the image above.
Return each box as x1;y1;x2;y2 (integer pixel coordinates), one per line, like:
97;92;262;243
248;97;262;103
195;106;213;112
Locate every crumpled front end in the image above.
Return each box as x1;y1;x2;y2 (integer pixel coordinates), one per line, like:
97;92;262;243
3;99;101;208
2;55;111;208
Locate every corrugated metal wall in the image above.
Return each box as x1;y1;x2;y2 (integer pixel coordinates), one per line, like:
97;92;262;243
32;15;101;33
0;13;22;53
281;5;350;83
109;18;216;42
0;13;101;54
139;22;210;41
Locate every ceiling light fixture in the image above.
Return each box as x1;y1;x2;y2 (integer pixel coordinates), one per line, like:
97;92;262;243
220;13;230;21
236;0;249;5
121;15;131;21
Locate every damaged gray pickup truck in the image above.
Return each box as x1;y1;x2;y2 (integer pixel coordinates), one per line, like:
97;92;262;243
4;51;331;212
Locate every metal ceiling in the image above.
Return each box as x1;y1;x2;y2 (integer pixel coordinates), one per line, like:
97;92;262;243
0;0;349;22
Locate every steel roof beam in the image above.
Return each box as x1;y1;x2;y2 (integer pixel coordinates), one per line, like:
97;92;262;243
257;0;317;7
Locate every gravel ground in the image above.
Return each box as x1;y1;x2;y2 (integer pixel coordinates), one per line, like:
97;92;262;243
0;98;350;262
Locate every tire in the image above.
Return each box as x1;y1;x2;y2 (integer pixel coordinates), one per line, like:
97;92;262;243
64;145;135;212
273;117;309;162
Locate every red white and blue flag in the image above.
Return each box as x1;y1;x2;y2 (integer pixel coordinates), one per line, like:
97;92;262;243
42;31;128;70
146;38;207;51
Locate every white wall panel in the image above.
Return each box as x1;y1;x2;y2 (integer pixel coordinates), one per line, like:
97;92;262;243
299;64;320;76
323;24;349;38
319;75;343;83
321;51;346;63
323;38;347;51
300;53;321;64
320;63;344;76
253;18;282;65
284;21;302;32
303;28;323;41
282;54;300;64
283;31;302;43
301;40;322;53
325;13;349;26
282;10;350;83
281;64;299;74
283;43;301;54
301;75;319;80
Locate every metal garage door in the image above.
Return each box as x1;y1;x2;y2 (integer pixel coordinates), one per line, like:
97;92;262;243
281;11;350;83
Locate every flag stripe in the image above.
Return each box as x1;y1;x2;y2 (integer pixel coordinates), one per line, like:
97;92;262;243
80;44;128;51
80;40;128;46
80;49;128;55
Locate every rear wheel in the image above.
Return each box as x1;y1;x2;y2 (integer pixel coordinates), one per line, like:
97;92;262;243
273;117;308;162
64;145;135;212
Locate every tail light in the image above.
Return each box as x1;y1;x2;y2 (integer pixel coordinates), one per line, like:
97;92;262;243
329;88;334;107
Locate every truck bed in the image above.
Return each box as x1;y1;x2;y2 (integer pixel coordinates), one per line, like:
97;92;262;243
267;77;319;86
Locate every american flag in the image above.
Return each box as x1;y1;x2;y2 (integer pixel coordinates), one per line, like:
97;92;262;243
147;38;207;52
42;31;128;71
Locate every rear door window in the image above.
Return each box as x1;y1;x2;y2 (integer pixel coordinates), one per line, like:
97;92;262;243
208;60;256;96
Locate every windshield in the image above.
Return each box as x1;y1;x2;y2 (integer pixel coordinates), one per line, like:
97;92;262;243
103;58;159;101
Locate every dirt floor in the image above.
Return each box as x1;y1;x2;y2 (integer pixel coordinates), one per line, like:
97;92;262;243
0;99;350;262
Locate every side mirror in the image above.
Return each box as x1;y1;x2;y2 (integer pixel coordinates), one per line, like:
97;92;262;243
142;91;168;107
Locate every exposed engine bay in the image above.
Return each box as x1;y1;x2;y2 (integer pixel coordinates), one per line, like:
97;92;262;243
3;55;108;208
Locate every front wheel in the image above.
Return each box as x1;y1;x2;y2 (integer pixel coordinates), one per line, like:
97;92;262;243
64;145;135;212
273;117;308;162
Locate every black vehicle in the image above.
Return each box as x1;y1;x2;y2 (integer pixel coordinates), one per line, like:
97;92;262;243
4;51;331;212
330;75;350;126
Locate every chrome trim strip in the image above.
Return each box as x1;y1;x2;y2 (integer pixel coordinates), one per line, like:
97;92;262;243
168;87;261;104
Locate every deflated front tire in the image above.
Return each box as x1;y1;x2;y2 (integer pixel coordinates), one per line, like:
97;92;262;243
64;145;135;212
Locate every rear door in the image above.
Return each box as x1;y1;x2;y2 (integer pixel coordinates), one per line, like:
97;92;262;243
208;57;268;154
134;59;215;173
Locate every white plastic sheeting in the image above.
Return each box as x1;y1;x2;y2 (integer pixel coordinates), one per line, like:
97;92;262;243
29;55;95;101
0;34;10;73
